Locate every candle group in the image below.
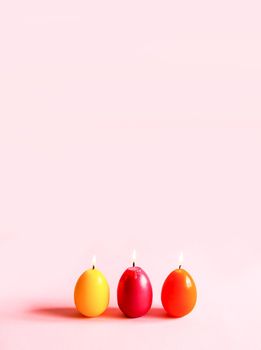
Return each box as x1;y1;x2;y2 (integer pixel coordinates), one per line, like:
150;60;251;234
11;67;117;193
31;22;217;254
74;251;197;318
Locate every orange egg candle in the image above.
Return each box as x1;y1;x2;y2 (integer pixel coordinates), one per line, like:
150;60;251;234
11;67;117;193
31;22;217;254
74;255;110;317
161;252;197;317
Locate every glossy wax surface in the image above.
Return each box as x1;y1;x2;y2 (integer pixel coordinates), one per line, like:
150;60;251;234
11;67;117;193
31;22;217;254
74;268;110;317
161;268;197;317
117;266;153;318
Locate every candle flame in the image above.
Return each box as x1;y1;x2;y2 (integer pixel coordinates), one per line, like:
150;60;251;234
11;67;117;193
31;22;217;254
179;251;184;269
132;249;136;267
92;255;96;269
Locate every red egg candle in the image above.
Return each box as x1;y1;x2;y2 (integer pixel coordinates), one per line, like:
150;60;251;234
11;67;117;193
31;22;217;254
117;250;153;318
161;252;197;317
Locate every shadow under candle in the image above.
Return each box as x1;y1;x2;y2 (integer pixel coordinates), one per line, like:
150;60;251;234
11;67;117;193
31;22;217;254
28;306;173;320
28;306;124;320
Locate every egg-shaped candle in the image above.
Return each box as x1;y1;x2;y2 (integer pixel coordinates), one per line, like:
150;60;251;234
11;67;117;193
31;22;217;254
161;252;197;317
74;255;110;317
117;250;153;318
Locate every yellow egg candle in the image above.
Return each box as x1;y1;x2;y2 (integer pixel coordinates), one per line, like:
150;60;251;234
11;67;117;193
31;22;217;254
74;255;110;317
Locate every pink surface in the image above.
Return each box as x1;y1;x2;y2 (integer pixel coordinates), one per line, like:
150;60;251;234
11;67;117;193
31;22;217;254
1;1;261;349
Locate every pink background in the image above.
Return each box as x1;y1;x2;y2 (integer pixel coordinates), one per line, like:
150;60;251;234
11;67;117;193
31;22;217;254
1;1;261;349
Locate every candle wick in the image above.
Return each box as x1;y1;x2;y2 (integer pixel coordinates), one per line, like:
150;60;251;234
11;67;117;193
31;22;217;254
92;265;95;270
133;262;135;267
179;265;182;269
